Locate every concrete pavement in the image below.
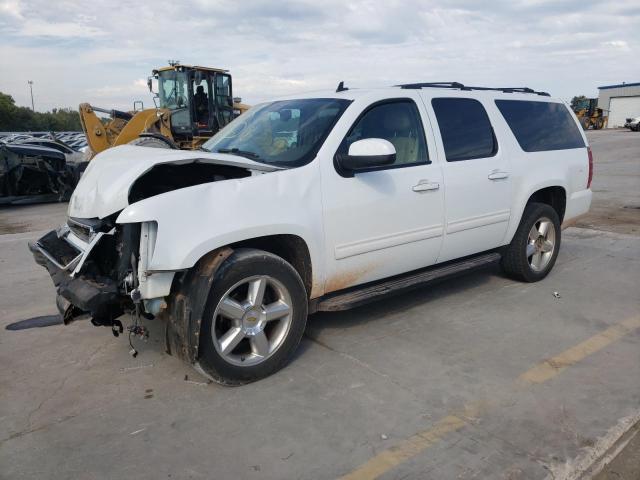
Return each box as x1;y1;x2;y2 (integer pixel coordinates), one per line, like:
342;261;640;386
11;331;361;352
1;130;638;479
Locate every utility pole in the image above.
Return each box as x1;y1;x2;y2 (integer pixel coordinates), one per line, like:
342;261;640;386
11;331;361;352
28;80;34;111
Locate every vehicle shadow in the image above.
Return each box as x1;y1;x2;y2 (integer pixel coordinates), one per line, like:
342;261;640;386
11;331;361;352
5;264;507;370
296;263;504;358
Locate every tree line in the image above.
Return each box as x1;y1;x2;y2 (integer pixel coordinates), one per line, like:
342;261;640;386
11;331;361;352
0;91;81;132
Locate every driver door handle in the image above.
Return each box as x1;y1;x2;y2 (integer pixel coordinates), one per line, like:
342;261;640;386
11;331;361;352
488;170;509;180
412;180;440;192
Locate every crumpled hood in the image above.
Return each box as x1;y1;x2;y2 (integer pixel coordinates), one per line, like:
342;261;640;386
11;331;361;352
68;145;278;219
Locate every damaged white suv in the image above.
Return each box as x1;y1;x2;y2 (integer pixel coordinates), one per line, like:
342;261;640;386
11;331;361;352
30;82;593;384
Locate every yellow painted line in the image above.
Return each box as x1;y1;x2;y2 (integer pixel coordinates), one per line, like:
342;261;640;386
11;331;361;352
339;316;640;480
518;315;640;385
339;402;484;480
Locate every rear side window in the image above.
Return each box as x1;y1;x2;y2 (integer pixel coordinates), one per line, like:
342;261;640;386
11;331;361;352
495;100;585;152
431;98;497;162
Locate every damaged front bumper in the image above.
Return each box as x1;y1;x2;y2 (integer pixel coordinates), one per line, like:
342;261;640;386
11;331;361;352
28;222;129;326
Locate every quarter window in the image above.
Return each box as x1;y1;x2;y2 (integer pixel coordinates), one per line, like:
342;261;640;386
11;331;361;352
431;98;497;161
339;100;429;167
495;100;585;152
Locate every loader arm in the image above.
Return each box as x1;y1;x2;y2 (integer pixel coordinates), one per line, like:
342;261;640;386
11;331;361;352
111;108;172;148
79;103;131;158
79;103;173;159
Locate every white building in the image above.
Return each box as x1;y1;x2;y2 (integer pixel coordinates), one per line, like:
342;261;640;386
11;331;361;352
597;82;640;128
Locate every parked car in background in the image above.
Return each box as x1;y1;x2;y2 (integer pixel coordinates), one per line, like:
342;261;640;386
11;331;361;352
30;82;592;384
624;116;640;131
0;132;89;204
14;138;85;163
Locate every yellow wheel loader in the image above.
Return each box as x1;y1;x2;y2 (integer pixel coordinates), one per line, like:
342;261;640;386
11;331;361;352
79;64;250;158
573;98;608;131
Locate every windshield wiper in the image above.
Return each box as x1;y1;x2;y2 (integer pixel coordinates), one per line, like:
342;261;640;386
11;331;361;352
217;148;260;159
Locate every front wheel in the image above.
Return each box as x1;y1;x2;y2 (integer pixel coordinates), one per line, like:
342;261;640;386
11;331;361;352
198;249;308;385
501;202;561;282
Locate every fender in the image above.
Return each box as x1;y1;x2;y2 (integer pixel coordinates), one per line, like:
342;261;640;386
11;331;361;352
116;163;326;297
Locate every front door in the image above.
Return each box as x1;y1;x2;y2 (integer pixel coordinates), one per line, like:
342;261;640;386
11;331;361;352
320;96;445;293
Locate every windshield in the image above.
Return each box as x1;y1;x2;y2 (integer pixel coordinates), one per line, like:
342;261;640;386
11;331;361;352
158;70;190;110
202;98;351;167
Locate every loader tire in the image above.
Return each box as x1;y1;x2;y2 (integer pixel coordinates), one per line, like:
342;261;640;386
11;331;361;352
580;117;590;130
128;136;172;148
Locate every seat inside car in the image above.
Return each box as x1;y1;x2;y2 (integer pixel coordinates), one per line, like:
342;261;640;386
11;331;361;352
382;107;419;164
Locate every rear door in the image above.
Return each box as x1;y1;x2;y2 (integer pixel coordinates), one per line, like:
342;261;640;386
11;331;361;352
423;95;512;262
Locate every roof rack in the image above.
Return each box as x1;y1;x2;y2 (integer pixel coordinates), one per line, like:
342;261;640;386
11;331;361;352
397;82;550;97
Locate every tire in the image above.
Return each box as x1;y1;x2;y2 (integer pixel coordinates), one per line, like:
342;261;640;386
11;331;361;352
580;117;590;130
501;202;561;282
198;249;308;385
128;136;172;148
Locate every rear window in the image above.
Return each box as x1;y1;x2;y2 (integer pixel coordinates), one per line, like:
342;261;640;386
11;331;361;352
495;100;585;152
431;98;497;162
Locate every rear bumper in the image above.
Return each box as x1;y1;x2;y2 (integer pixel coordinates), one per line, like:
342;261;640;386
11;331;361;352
29;232;124;324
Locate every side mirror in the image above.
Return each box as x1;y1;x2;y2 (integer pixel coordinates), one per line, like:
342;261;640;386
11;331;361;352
147;76;158;94
336;138;396;175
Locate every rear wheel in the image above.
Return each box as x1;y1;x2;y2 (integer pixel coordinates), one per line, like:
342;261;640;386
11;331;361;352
198;249;308;385
128;136;172;148
501;202;561;282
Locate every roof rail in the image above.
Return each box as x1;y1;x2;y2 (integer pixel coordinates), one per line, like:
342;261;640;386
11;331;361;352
397;82;550;96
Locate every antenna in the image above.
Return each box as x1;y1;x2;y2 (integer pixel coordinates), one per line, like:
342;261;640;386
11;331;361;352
336;81;349;92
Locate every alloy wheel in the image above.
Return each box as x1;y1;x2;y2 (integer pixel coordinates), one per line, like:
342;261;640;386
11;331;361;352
526;217;556;272
211;275;293;366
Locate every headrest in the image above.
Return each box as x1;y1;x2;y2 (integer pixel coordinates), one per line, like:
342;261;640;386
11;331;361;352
383;109;412;131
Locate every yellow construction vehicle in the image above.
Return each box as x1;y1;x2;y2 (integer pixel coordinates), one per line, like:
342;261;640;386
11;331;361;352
573;98;608;130
79;63;250;158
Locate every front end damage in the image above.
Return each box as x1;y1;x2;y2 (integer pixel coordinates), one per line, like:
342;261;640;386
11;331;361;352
28;146;276;361
29;217;233;363
29;217;143;330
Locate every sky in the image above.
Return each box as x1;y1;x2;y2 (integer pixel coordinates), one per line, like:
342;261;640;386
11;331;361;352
0;0;638;112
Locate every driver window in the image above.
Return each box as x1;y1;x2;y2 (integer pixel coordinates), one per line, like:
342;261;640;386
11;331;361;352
341;100;429;166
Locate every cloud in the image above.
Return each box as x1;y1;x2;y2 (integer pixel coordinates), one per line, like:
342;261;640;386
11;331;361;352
0;0;638;111
19;19;105;38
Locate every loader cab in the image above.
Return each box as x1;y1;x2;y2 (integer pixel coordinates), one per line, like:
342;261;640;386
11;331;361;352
153;65;235;142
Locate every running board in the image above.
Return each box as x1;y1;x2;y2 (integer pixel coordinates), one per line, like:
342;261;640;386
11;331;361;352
313;252;501;312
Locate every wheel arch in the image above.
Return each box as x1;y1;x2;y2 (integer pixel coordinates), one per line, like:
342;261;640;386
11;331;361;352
176;233;315;299
505;183;567;244
527;186;566;223
226;234;313;299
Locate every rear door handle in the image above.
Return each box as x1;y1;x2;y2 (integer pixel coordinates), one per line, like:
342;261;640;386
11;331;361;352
412;180;440;192
488;171;509;180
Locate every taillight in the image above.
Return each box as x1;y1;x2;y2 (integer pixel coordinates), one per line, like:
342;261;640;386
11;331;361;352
587;146;594;189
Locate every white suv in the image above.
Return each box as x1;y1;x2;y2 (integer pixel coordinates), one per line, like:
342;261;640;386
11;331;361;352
30;82;593;384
